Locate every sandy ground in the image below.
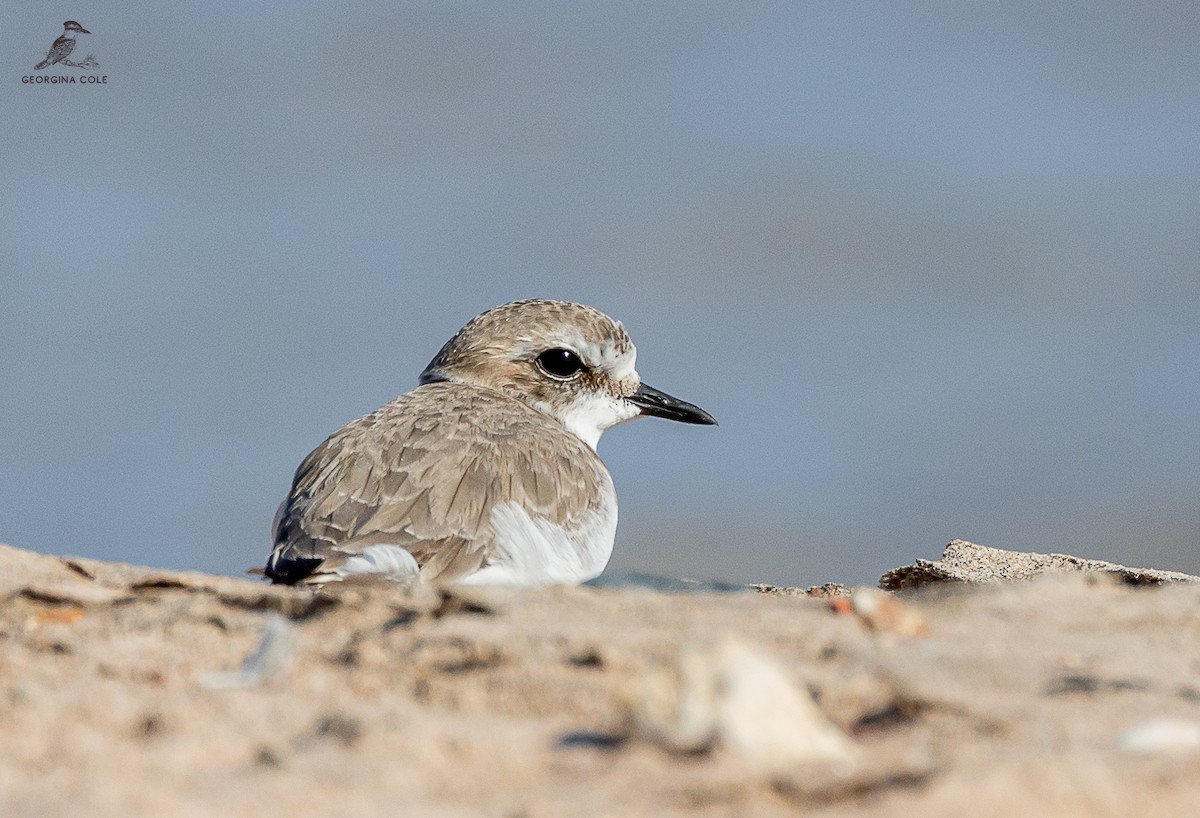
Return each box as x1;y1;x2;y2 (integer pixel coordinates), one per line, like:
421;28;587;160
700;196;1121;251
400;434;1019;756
2;540;1200;817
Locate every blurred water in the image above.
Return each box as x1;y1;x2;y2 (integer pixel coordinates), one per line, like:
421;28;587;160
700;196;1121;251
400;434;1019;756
2;3;1197;586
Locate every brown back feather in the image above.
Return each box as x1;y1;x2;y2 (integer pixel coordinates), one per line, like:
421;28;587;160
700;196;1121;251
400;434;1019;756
270;381;610;583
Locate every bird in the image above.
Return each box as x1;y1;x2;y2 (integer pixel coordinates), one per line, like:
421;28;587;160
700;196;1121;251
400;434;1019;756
264;299;716;588
35;21;90;70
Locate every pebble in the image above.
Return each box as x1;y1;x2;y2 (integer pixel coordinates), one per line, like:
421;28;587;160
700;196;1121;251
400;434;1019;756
1117;717;1200;755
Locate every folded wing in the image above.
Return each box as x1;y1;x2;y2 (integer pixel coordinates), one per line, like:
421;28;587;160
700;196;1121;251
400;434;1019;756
265;382;605;585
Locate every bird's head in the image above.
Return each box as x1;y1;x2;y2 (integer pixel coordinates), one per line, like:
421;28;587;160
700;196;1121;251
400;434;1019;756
419;299;715;449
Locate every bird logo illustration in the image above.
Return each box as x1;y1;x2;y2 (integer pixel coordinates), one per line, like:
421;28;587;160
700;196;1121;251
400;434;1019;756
35;21;94;70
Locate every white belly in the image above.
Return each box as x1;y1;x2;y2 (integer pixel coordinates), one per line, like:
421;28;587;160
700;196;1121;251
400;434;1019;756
458;494;618;588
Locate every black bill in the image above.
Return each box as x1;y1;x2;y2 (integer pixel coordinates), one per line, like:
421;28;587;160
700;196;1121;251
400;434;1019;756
627;383;717;425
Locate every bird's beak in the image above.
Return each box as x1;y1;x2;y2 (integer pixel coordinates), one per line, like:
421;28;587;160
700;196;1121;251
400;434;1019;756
627;383;717;425
79;26;90;33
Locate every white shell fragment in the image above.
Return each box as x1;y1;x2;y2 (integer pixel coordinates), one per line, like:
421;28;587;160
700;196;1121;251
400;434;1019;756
201;614;296;690
845;587;930;637
629;640;855;774
1117;718;1200;756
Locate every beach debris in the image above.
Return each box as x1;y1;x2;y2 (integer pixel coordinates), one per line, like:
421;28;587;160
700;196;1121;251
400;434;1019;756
32;605;85;627
1045;673;1149;696
627;640;855;775
431;587;496;619
752;582;851;599
830;587;929;637
881;539;1200;590
1117;717;1200;756
201;614;296;690
312;713;363;748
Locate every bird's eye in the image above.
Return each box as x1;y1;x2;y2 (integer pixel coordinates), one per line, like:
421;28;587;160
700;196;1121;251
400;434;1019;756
535;348;585;380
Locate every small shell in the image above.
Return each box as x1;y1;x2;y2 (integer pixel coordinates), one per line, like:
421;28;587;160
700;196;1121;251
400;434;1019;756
201;614;296;690
1117;718;1200;756
629;640;855;774
834;587;930;637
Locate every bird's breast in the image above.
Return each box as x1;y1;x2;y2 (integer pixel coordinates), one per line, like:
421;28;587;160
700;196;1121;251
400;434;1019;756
458;483;618;587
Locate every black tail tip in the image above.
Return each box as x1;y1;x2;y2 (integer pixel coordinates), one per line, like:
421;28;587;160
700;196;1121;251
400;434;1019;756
264;555;324;585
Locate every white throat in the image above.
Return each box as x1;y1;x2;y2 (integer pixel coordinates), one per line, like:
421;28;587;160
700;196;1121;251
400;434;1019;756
557;392;640;450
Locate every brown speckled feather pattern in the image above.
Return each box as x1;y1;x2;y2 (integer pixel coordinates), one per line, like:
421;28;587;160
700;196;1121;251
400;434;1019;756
270;381;611;583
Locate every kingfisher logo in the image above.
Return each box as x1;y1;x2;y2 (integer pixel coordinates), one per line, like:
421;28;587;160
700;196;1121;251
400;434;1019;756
22;20;107;85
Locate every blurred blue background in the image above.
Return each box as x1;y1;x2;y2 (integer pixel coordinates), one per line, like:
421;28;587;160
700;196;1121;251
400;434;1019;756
2;3;1196;585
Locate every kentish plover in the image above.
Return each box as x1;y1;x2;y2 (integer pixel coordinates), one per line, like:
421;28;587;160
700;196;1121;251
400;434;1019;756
35;21;89;70
265;299;715;587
